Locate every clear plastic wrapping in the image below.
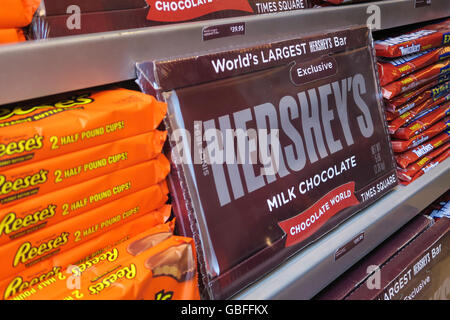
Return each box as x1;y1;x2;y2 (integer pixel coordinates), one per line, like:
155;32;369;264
137;25;398;299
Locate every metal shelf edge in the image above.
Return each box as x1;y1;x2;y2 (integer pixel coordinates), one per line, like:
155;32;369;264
233;158;450;300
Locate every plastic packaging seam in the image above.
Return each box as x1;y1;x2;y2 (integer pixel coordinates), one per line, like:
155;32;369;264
369;30;399;181
162;115;212;299
345;218;435;300
149;24;367;74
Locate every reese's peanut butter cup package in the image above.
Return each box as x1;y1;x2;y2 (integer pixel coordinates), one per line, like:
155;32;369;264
395;130;450;168
9;232;200;300
378;46;450;86
0;133;168;208
0;0;41;28
0;28;26;44
397;143;450;182
0;185;169;282
0;171;170;246
0;88;167;170
1;206;173;300
391;118;449;153
137;26;398;299
381;59;450;99
375;19;450;58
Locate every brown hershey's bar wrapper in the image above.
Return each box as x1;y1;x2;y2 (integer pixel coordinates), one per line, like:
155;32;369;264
347;218;450;300
42;0;148;15
139;26;397;299
35;0;309;38
140;26;369;93
315;215;433;300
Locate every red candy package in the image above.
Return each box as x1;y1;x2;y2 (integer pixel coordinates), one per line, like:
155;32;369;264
382;59;450;99
387;81;449;115
378;46;450;86
388;96;448;134
385;111;396;122
397;143;450;181
375;19;450;58
396;130;450;168
393;101;450;140
386;79;449;110
400;148;450;185
391;118;449;152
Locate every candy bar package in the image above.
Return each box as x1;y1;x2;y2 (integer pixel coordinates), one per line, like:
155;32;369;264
0;88;167;170
0;0;41;28
386;81;449;115
381;59;450;100
0;28;26;44
137;26;398;299
315;214;433;300
401;150;450;185
387;95;449;135
385;79;449;112
34;0;309;38
378;46;450;87
393;102;450;140
0;185;169;282
1;205;172;300
391;118;449;153
0;134;168;209
0;168;169;246
9;227;200;300
425;192;450;220
396;130;450;169
345;217;450;300
375;19;450;58
397;144;450;182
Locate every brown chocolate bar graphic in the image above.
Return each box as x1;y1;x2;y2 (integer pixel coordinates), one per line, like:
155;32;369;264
127;232;173;256
145;244;195;282
43;0;148;15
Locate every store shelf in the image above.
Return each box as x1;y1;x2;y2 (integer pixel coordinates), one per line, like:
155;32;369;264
0;0;448;105
233;159;450;300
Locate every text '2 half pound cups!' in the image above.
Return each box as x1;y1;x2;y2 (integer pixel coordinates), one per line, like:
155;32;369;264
1;206;173;300
0;184;170;283
0;88;167;170
7;222;200;300
136;25;398;299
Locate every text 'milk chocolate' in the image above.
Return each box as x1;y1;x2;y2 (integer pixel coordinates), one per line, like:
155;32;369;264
137;26;398;299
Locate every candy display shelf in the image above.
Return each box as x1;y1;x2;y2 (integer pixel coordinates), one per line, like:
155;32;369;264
0;0;448;105
234;159;450;300
0;0;448;302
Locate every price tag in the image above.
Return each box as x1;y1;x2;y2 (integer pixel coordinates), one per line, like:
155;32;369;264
202;22;246;41
415;0;431;7
335;232;365;261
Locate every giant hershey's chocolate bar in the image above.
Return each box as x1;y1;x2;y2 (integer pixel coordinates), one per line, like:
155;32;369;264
43;0;148;15
35;0;309;38
315;214;433;300
347;217;450;300
138;26;398;299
